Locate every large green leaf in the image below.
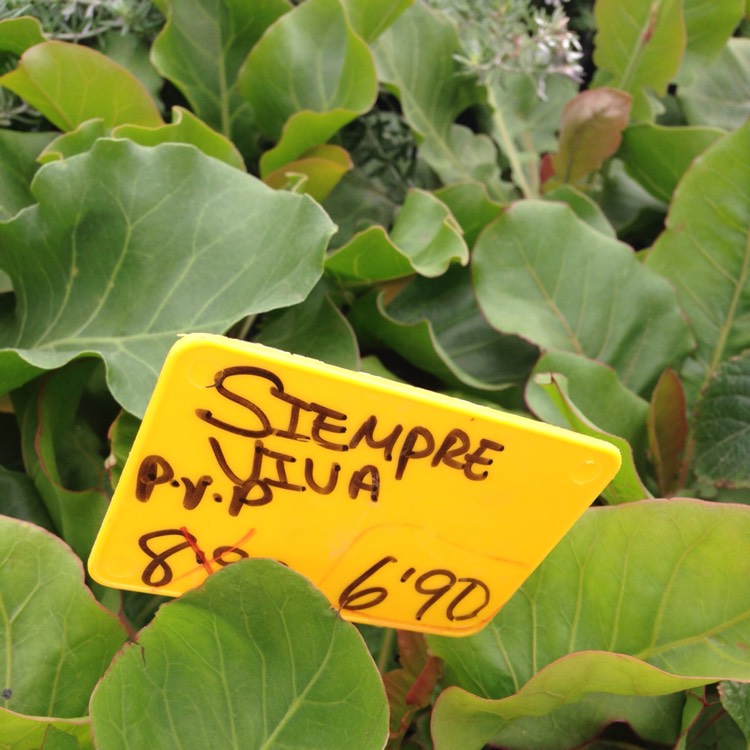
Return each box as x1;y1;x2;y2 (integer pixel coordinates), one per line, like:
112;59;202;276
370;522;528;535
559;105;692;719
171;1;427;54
646;123;750;401
255;281;359;369
618;123;725;203
0;516;126;719
0;17;45;55
721;681;750;743
0;464;54;532
693;351;750;490
371;2;485;184
678;0;745;82
11;361;110;562
0;42;162;131
473;201;693;394
433;181;504;248
592;0;685;121
238;0;377;174
429;499;750;750
350;267;538;392
0;139;335;417
340;0;413;42
0;131;56;222
326;189;468;282
151;0;288;155
90;559;388;749
0;711;91;750
678;38;750;131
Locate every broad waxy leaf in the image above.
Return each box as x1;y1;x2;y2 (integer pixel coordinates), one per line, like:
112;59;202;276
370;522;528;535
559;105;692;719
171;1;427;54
618;123;725;203
0;131;56;221
679;0;745;82
720;681;750;743
0;17;45;56
0;465;54;531
647;123;750;401
433;182;503;249
238;0;377;174
39;726;82;750
647;368;688;497
12;361;110;562
550;88;631;185
0;711;91;750
0;42;162;131
90;559;389;750
0;139;336;417
543;185;616;238
350;267;538;392
326;189;468;282
371;2;485;184
151;0;288;155
263;144;352;202
37;121;110;165
0;516;127;718
473;201;693;394
255;281;359;369
526;367;650;505
340;0;413;42
678;38;750;131
693;351;750;489
429;499;750;750
592;0;685;121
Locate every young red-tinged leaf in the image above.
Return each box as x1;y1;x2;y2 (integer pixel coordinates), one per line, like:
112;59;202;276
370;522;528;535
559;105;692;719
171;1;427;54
550;88;632;185
647;368;688;496
385;631;442;748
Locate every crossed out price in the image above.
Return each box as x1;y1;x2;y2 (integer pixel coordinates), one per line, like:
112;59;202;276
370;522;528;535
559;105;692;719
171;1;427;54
138;526;491;624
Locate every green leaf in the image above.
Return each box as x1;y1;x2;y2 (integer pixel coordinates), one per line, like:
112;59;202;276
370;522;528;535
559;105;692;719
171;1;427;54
371;3;485;184
433;182;504;248
263;144;352;203
0;130;56;221
429;499;750;750
542;185;616;238
693;351;750;489
340;0;413;42
326;189;468;282
255;282;359;369
526;366;651;505
473;201;693;394
550;88;632;185
0;515;126;718
720;682;750;742
238;0;377;174
40;726;82;750
95;30;163;104
350;267;538;392
0;139;335;417
114;107;245;170
618;123;725;203
678;38;750;131
151;0;288;155
90;559;388;750
646;123;750;401
647;368;688;497
0;711;91;750
11;361;110;562
37;120;109;165
0;465;54;531
106;411;140;490
0;17;45;55
0;42;162;131
679;0;745;82
592;0;686;121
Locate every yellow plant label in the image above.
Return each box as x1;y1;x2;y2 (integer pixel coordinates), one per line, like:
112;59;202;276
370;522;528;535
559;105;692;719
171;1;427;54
89;334;621;636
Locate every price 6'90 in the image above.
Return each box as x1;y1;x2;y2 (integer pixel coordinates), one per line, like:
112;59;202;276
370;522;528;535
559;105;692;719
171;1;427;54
338;555;491;623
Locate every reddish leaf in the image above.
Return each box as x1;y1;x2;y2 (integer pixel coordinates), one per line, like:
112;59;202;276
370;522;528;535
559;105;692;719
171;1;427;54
647;368;688;496
551;88;632;184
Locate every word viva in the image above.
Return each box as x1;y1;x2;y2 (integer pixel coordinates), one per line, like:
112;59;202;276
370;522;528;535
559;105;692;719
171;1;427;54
135;366;506;515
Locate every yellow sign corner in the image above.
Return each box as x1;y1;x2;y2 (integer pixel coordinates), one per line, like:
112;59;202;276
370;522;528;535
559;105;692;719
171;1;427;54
89;334;621;636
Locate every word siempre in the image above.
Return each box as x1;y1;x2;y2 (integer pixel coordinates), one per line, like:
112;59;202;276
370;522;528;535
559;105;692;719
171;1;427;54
135;365;506;515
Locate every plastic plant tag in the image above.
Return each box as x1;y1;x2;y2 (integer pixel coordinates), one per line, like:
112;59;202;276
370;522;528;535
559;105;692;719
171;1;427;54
89;334;621;636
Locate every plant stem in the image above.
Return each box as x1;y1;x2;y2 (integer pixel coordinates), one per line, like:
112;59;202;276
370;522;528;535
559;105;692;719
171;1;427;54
487;84;536;200
376;628;396;673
